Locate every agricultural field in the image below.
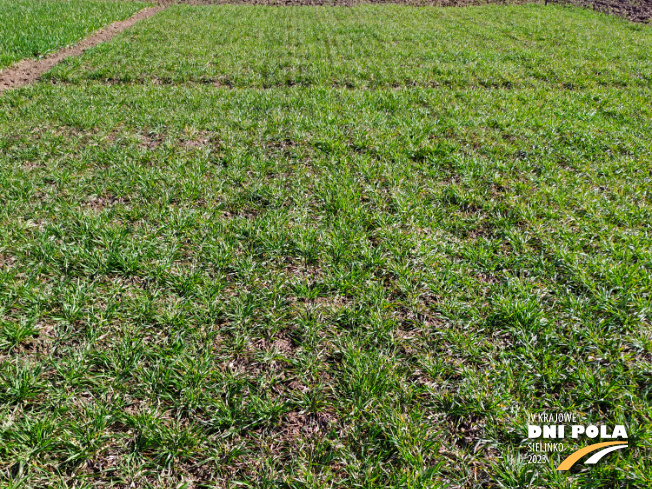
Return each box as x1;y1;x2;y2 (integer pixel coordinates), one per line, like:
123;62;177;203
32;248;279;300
0;3;651;488
0;0;147;69
49;4;652;88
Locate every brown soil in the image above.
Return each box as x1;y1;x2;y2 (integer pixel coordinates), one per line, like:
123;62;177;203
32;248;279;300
0;6;165;94
556;0;652;23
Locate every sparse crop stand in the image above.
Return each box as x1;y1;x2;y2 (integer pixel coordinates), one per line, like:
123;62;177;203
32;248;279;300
0;1;650;487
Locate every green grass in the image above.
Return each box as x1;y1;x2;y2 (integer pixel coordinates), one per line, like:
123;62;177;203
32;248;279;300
48;4;652;89
1;4;651;488
0;0;147;69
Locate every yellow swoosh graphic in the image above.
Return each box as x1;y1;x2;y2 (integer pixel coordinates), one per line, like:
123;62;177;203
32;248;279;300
584;444;628;464
556;441;628;470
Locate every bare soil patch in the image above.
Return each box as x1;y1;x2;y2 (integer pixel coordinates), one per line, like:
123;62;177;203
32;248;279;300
557;0;652;23
0;6;165;93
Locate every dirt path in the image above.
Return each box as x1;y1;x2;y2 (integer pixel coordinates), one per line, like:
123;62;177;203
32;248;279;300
0;6;165;94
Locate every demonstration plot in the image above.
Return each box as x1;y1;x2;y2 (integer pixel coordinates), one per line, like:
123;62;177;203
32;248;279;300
1;2;651;487
0;0;147;69
47;4;652;89
0;82;650;486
